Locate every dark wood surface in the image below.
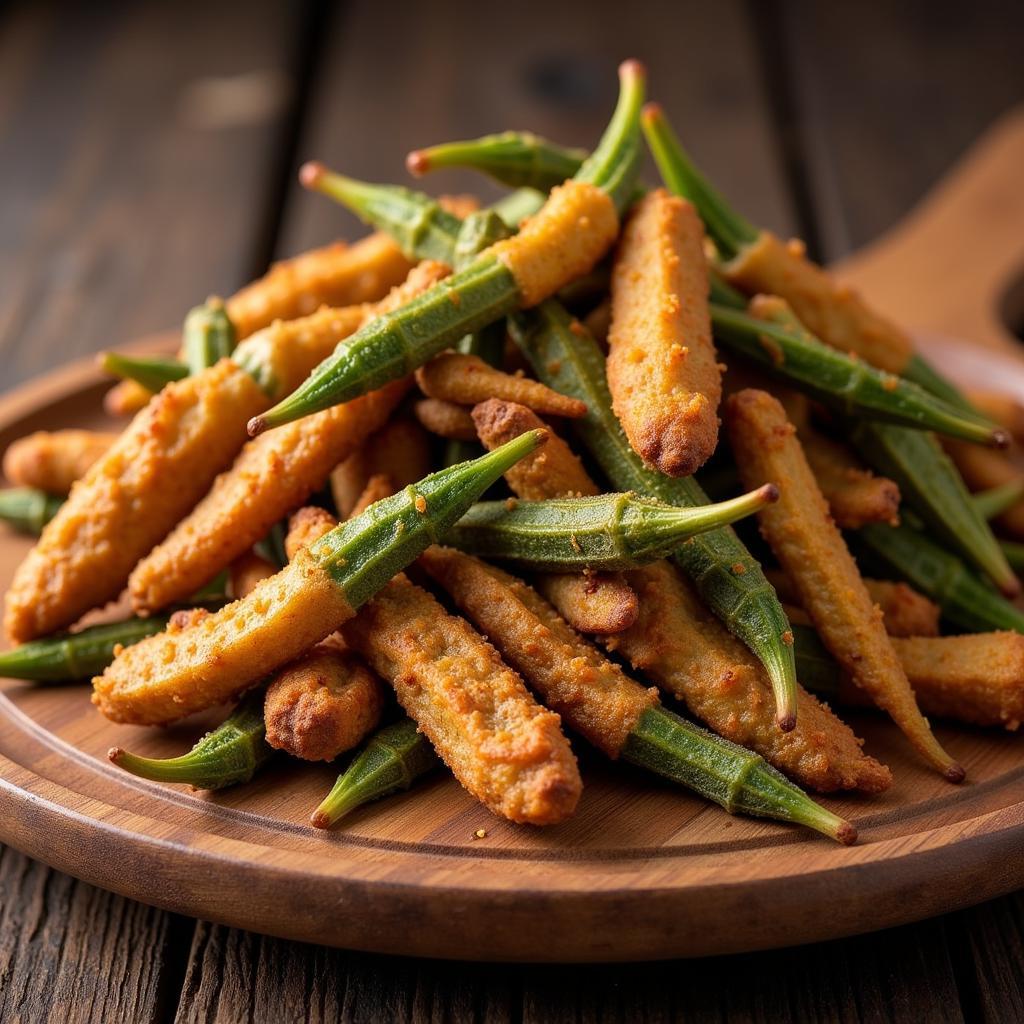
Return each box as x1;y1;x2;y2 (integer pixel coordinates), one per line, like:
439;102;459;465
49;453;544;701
1;0;1023;1018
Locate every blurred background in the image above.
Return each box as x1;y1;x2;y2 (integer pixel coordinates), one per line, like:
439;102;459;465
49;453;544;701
0;0;1022;392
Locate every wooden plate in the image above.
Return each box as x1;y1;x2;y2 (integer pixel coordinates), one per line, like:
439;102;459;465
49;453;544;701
2;110;1024;962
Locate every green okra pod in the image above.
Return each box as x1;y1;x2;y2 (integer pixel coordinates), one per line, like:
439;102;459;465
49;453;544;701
710;303;1006;447
852;520;1024;634
848;420;1019;596
1001;539;1024;573
972;480;1024;520
0;615;170;681
183;298;237;375
622;706;855;843
0;488;63;535
446;486;777;572
99;352;188;393
250;61;645;435
509;300;799;731
109;690;273;790
406;131;589;191
311;717;439;828
901;352;979;414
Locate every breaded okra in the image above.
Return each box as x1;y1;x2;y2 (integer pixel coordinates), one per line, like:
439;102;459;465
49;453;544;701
608;189;719;476
471;398;638;635
725;388;963;781
3;430;117;496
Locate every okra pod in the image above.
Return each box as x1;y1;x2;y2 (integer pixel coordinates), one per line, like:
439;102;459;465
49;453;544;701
312;717;439;828
406;131;589;191
973;480;1024;520
250;60;644;434
848;420;1019;596
99;352;188;392
0;615;170;681
0;488;63;535
93;431;545;725
109;690;273;790
446;487;777;572
510;299;799;731
853;520;1024;634
1001;539;1024;572
710;300;1006;447
622;707;854;842
183;298;237;375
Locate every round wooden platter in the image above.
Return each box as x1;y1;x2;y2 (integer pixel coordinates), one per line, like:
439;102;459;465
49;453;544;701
0;336;1023;963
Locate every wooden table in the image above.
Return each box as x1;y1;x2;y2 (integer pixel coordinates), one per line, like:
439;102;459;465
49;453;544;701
1;1;1023;1019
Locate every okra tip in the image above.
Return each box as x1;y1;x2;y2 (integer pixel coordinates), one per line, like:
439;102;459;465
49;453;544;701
405;149;429;177
776;710;796;733
945;761;967;785
641;101;664;124
247;413;268;437
992;428;1011;450
618;58;646;84
299;160;327;190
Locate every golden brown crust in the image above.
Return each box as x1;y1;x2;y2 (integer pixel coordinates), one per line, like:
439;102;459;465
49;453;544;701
943;438;1024;538
342;574;581;825
228;551;277;599
535;572;639;635
607;190;719;477
330;415;434;518
863;579;941;638
4;360;268;643
348;473;395;519
413;398;478;441
104;379;153;417
264;640;385;761
470;399;598;500
416;352;586;419
285;506;338;560
420;547;656;757
890;633;1024;730
3;430;118;495
93;549;354;725
129;378;406;613
797;422;901;529
723;232;914;374
725;388;960;780
605;561;891;794
491;181;618;307
227;234;413;339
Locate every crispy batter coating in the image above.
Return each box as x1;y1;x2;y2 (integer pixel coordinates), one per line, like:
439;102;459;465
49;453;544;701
130;378;406;613
93;547;354;725
129;266;449;614
798;422;901;529
768;569;940;639
491;181;619;307
605;561;891;794
944;438;1024;539
5;360;267;643
471;399;637;634
330;415;434;517
723;232;914;374
342;574;581;825
725;388;962;781
414;398;477;440
863;579;941;638
104;379;153;418
264;637;385;761
607;189;719;477
3;430;117;495
892;633;1024;730
416;353;586;419
226;234;413;339
285;506;338;561
535;572;639;635
229;550;277;599
470;399;598;499
421;548;656;757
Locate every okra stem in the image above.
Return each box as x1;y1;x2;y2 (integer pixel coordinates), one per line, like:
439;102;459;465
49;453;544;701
622;707;855;844
446;487;777;572
183;298;237;375
510;300;799;731
311;717;438;827
0;487;63;535
99;352;188;392
109;690;272;790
